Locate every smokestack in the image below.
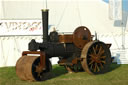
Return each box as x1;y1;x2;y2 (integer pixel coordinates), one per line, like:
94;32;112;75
42;9;49;42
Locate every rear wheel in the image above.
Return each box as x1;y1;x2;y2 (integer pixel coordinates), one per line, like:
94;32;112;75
81;41;111;74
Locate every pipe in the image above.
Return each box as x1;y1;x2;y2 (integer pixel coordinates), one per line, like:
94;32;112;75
42;9;49;42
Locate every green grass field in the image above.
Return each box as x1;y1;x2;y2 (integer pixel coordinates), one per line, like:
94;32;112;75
0;63;128;85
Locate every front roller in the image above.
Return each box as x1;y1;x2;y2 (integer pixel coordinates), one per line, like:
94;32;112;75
81;41;111;74
16;56;52;81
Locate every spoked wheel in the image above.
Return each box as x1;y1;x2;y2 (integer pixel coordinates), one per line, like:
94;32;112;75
81;41;111;74
16;56;52;81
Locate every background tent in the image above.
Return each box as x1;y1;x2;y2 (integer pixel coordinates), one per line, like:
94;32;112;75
0;0;128;67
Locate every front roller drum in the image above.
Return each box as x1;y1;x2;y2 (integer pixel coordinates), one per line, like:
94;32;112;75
16;56;52;81
81;41;111;74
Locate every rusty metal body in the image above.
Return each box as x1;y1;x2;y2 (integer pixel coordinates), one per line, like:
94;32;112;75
16;9;112;81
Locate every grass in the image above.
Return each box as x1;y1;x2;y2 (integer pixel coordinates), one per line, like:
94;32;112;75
0;63;128;85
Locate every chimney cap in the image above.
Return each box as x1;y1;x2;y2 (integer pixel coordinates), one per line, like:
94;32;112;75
41;9;49;12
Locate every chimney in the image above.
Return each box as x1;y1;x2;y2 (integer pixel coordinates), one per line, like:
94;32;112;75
42;9;49;42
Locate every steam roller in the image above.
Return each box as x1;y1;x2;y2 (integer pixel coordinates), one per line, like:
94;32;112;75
16;9;112;81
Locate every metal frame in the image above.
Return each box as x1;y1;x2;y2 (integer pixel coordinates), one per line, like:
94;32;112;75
22;51;46;70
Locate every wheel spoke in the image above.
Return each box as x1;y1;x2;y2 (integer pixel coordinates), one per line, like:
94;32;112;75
89;54;95;59
99;50;105;56
89;54;94;57
101;60;106;64
96;63;100;72
94;63;97;72
97;45;105;57
99;63;103;69
100;56;106;59
90;64;93;69
93;47;96;54
98;46;102;54
96;45;98;50
35;66;38;72
89;60;94;65
93;63;100;72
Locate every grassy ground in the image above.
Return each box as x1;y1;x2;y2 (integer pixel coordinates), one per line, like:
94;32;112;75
0;63;128;85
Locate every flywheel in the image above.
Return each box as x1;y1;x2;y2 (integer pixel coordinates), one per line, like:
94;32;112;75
81;41;111;74
16;56;52;81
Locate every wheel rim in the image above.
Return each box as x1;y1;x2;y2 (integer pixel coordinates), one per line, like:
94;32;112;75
81;41;111;74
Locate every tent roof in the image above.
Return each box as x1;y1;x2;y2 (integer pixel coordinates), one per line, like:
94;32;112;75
0;0;128;35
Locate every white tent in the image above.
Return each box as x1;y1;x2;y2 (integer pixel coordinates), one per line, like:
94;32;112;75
0;0;128;67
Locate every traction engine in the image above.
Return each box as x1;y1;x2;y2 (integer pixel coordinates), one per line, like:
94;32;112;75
16;9;112;81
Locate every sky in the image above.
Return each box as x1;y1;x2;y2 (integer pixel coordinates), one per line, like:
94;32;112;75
103;0;128;11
